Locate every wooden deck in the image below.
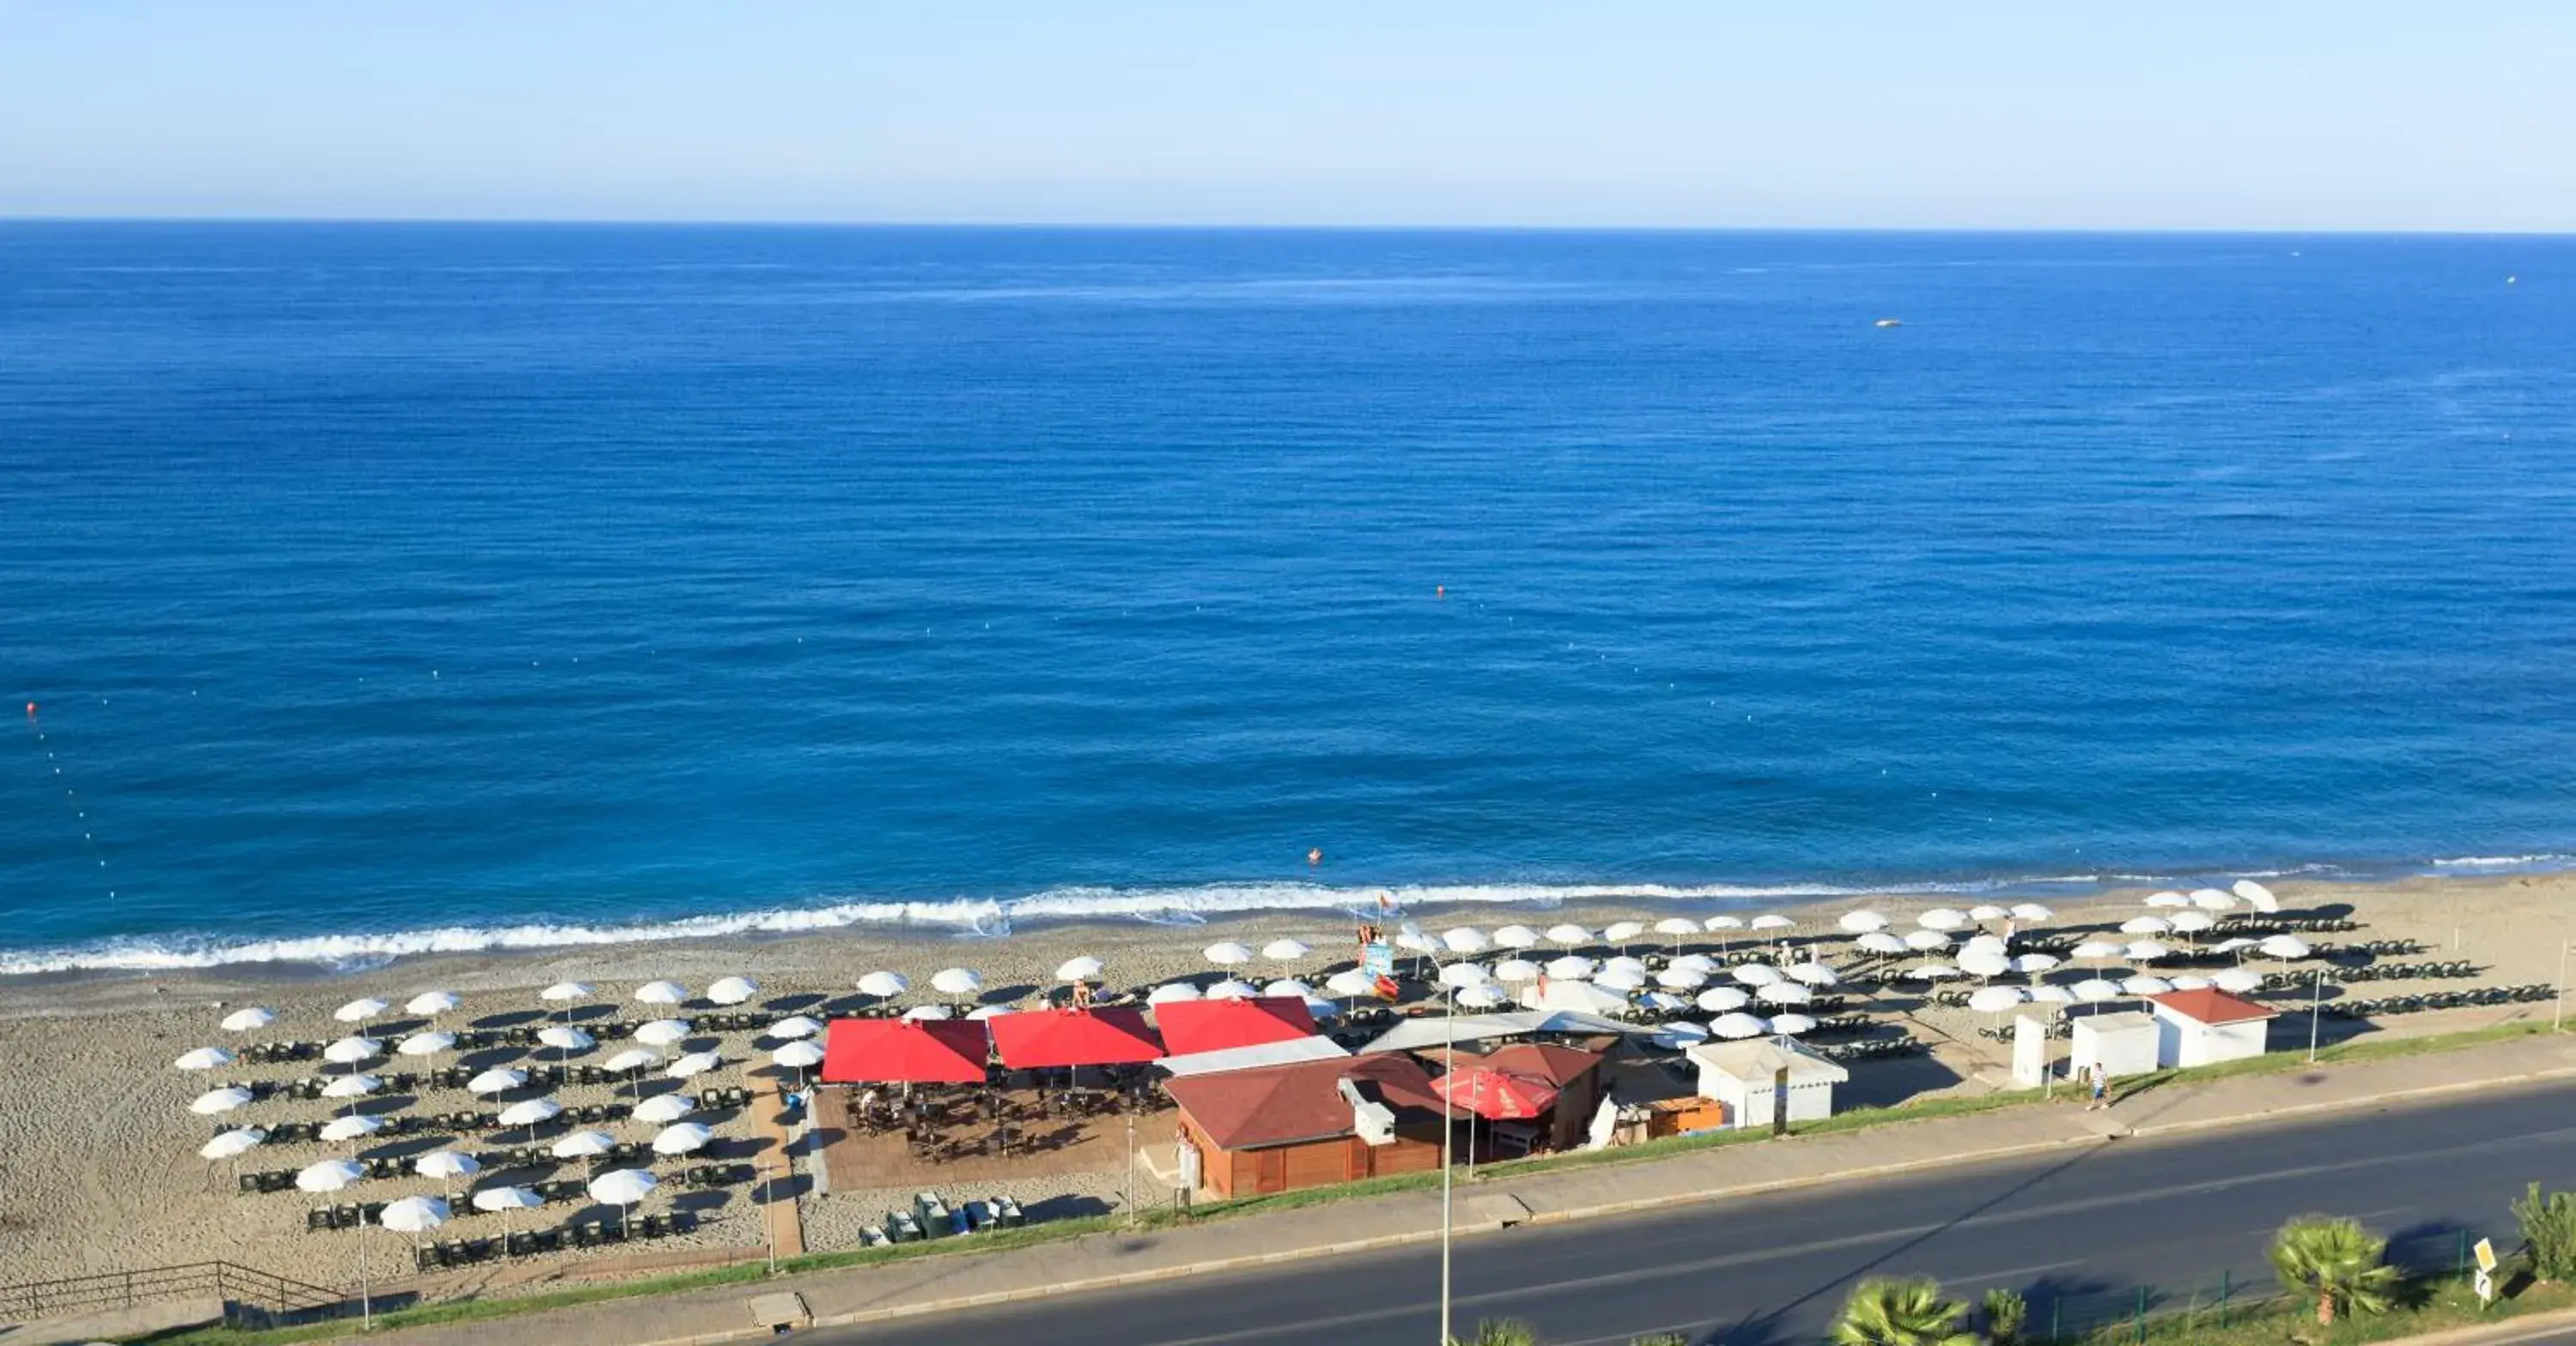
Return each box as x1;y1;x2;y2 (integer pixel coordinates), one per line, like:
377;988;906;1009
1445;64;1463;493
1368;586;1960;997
813;1088;1172;1191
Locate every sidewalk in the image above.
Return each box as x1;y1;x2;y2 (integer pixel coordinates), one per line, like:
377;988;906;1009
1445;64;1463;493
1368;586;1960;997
361;1034;2576;1346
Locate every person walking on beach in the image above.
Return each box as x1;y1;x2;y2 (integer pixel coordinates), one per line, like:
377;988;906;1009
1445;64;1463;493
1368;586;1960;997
2085;1060;2109;1111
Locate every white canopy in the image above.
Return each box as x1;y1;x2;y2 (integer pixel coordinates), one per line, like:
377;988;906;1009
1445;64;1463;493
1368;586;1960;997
1654;917;1700;937
1442;927;1492;955
1689;1036;1849;1082
295;1159;363;1193
1055;956;1105;982
772;1040;826;1070
1838;910;1890;933
468;1067;529;1095
380;1196;450;1235
856;970;910;998
931;967;984;997
319;1114;385;1143
322;1035;383;1064
2009;903;2055;921
1492;958;1544;985
320;1074;381;1100
1516;979;1633;1016
538;1025;596;1053
2231;880;2281;912
191;1086;253;1115
1968;985;2026;1014
1707;1012;1770;1040
397;1031;458;1058
473;1185;544;1214
1753;981;1812;1006
1730;963;1783;987
1206;979;1260;1000
1492;925;1542;950
633;1093;696;1124
1602;920;1647;943
1455;985;1510;1010
552;1129;616;1159
634;1019;692;1046
220;1007;276;1033
173;1046;234;1071
2189;888;2239;912
2145;891;2190;908
634;980;689;1005
1148;982;1204;1005
604;1048;661;1074
900;1003;951;1021
1544;955;1597;980
1703;914;1747;933
666;1050;722;1077
539;981;593;1003
404;991;460;1017
2212;967;2266;994
1918;909;1969;931
332;997;389;1023
2120;917;2172;935
587;1168;658;1207
707;976;760;1006
1903;930;1952;952
1695;985;1752;1013
1857;931;1908;955
1201;942;1253;967
1546;923;1594;946
1354;1008;1643;1056
200;1127;266;1160
651;1122;715;1155
414;1150;479;1179
1324;968;1379;997
496;1098;562;1128
769;1014;825;1040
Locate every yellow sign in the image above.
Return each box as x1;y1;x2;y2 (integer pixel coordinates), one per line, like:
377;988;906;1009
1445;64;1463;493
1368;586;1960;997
2475;1238;2499;1274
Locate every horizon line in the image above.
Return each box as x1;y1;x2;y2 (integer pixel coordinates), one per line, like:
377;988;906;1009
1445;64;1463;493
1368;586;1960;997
1;215;2570;239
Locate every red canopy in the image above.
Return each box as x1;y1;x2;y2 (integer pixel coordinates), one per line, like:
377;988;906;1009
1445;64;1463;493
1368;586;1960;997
987;1006;1164;1069
1432;1067;1558;1121
820;1017;990;1085
1151;996;1317;1057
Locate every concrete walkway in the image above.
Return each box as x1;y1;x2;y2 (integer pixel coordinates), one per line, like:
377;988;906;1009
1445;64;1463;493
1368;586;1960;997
349;1034;2576;1346
750;1080;805;1260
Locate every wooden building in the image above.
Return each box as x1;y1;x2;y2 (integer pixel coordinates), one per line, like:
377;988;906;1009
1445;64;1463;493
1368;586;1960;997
1163;1053;1451;1198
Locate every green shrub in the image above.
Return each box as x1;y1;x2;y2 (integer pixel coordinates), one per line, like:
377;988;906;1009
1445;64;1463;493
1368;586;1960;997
1451;1320;1540;1346
1982;1285;2028;1343
2516;1183;2576;1282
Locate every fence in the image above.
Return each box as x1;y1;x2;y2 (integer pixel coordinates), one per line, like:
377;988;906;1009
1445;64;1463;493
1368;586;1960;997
2029;1225;2495;1343
0;1260;345;1328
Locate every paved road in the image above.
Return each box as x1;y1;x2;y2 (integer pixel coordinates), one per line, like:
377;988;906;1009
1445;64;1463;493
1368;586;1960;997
822;1080;2576;1346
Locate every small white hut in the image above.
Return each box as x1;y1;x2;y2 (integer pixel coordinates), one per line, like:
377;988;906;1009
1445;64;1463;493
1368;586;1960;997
1686;1037;1850;1130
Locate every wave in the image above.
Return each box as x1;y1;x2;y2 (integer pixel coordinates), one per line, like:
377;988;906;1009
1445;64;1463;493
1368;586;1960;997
0;874;2120;977
2431;853;2576;870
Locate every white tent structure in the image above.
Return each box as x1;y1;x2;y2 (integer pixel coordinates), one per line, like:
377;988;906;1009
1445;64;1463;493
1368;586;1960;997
1686;1038;1849;1129
1516;979;1633;1016
1353;1009;1643;1056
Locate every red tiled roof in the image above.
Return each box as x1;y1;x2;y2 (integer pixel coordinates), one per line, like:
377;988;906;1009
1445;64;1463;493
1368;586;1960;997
1449;1042;1603;1087
2148;988;2278;1025
1152;997;1317;1057
1164;1052;1450;1151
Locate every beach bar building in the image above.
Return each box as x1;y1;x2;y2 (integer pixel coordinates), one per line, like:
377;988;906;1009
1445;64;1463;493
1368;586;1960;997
1429;1042;1606;1155
1162;1053;1451;1197
2147;988;2277;1068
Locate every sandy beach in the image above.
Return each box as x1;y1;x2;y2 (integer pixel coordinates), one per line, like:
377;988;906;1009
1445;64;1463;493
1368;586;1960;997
3;870;2570;1293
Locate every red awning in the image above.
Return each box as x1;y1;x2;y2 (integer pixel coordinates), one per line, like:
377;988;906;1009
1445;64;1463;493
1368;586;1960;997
1151;997;1317;1057
987;1006;1164;1069
820;1017;990;1085
1431;1067;1559;1121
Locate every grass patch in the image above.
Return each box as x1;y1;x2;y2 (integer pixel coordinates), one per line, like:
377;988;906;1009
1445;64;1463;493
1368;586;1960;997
2081;1270;2576;1344
144;1021;2562;1346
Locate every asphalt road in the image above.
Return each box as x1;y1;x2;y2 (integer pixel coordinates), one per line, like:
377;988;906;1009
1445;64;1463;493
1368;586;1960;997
818;1080;2576;1346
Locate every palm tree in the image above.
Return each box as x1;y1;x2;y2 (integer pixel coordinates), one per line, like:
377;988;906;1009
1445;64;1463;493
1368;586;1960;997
1830;1276;1975;1346
2269;1215;2401;1326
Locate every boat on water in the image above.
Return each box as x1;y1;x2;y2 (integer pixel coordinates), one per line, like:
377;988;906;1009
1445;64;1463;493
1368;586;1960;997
1874;318;1902;328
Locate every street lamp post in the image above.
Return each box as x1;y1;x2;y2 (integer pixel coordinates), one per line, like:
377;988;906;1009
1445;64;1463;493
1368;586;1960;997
2555;941;2572;1034
2307;967;2325;1063
1438;982;1455;1346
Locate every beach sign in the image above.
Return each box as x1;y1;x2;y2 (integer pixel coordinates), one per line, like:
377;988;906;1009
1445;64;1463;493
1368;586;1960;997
2475;1237;2498;1306
1363;940;1394;977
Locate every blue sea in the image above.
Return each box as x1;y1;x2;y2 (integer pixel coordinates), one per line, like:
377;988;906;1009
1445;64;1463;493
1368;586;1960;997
3;224;2573;974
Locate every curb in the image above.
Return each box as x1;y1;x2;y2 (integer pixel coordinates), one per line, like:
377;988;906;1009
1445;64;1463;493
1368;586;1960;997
2120;1061;2576;1140
2381;1305;2576;1345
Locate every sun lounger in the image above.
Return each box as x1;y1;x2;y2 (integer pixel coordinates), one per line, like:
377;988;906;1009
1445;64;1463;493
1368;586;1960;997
885;1210;923;1242
913;1191;952;1237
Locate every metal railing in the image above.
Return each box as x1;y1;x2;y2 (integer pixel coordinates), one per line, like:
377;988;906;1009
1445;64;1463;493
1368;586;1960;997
0;1260;344;1326
2031;1225;2494;1343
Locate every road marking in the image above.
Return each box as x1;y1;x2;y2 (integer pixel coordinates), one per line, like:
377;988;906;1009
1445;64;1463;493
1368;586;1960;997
1945;1258;2084;1286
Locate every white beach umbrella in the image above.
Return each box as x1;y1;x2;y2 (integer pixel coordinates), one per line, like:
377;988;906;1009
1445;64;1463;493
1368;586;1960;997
1908;962;1962;981
320;1113;385;1143
174;1046;235;1071
1731;963;1783;987
707;976;760;1006
666;1050;721;1077
2009;903;2055;922
2029;985;2076;1005
405;991;460;1018
321;1073;381;1100
1767;1012;1820;1036
1492;925;1543;950
1546;923;1594;947
1595;967;1647;993
2124;940;2173;963
1603;955;1650;978
2258;935;2312;960
221;1007;276;1034
380;1196;449;1239
1261;937;1313;963
1655;916;1701;941
295;1159;363;1193
1455;985;1510;1010
475;1185;544;1216
634;1019;692;1047
1201;942;1254;967
1839;910;1891;934
2169;910;2217;935
1748;914;1795;933
1903;929;1952;952
1969;904;2010;923
1437;962;1492;991
2122;975;2174;997
1710;1013;1769;1040
1148;982;1204;1005
2167;974;2214;991
1206;979;1260;1000
323;1035;382;1065
1442;927;1492;955
587;1169;658;1235
191;1085;253;1115
397;1031;457;1059
551;1129;616;1160
201;1127;266;1161
468;1067;529;1095
2189;888;2239;912
2213;937;2261;955
496;1098;562;1130
2145;890;2190;908
603;1047;660;1075
1394;926;1442;956
2072;940;2124;961
1263;979;1317;1001
1324;968;1379;999
1696;986;1753;1013
1671;953;1719;974
2120;916;2172;936
929;967;984;999
633;1093;696;1124
538;1025;596;1054
333;997;389;1024
1957;949;2012;979
1918;909;1969;931
634;980;688;1006
651;1122;715;1156
1704;914;1747;933
1655;966;1710;991
769;1015;824;1040
1543;955;1597;981
2213;967;2266;994
1639;990;1689;1015
2013;953;2063;975
856;970;909;999
1055;956;1105;983
1492;959;1544;985
2231;880;2281;912
1652;1021;1710;1050
1963;933;2008;956
414;1149;479;1180
1603;920;1647;947
1968;985;2026;1014
541;980;593;1005
1755;981;1813;1006
1856;931;1908;955
2071;978;2123;1003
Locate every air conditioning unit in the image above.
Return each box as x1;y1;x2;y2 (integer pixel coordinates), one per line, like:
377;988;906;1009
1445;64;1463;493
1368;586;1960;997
1337;1077;1396;1146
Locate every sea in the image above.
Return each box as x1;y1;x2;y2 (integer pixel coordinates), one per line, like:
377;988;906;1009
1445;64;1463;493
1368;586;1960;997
3;224;2573;976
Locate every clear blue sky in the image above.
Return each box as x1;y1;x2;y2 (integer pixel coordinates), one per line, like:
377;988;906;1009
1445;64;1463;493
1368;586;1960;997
2;1;2567;229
